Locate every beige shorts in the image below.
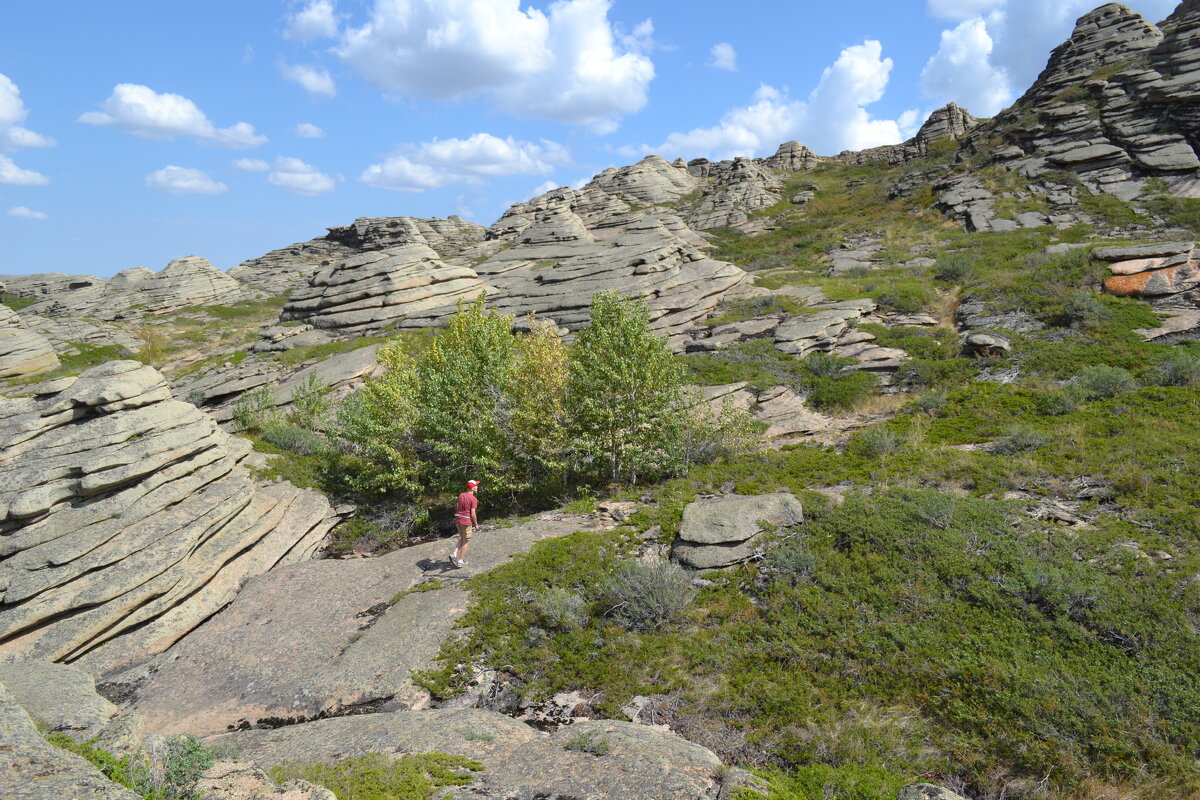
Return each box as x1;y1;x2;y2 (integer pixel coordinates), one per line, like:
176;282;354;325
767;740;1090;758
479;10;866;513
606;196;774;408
456;522;474;541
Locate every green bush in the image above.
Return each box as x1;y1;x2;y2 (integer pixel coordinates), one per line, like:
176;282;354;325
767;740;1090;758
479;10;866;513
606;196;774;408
44;733;216;799
1036;388;1077;416
992;424;1049;454
933;253;973;283
562;728;613;756
288;373;332;429
1149;350;1200;387
846;426;905;458
231;385;280;433
268;752;483;800
44;732;136;790
259;424;324;455
1073;365;1138;399
770;539;818;580
533;587;589;631
1058;292;1109;329
603;560;696;632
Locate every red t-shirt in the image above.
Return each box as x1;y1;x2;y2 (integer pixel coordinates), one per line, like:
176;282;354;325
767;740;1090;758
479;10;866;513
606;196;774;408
455;492;477;524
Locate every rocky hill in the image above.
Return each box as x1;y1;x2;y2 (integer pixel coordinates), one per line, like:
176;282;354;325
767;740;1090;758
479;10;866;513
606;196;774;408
4;4;1200;800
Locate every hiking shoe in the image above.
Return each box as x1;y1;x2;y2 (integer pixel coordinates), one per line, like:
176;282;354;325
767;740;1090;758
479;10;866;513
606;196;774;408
454;558;467;567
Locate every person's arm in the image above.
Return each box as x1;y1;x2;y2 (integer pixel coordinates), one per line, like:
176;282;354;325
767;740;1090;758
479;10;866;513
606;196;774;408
471;502;479;527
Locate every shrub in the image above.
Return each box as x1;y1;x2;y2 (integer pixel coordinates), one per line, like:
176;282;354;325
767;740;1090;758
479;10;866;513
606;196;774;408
992;424;1049;454
259;424;324;455
288;373;332;429
933;253;972;283
563;728;613;756
846;426;904;458
1149;350;1200;387
162;736;216;793
231;385;280;433
533;587;589;631
1036;388;1077;416
770;540;818;580
915;390;948;415
803;351;846;379
1074;365;1138;400
1059;292;1109;329
269;752;483;800
44;733;135;790
603;560;696;632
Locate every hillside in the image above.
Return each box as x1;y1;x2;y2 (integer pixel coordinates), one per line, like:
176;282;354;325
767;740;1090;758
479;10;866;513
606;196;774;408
3;3;1200;800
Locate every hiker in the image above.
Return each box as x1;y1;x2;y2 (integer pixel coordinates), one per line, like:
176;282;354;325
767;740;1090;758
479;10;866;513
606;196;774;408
451;479;480;567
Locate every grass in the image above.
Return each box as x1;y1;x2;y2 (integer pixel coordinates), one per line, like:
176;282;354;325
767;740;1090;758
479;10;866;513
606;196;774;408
268;752;483;800
267;329;431;367
1;292;36;311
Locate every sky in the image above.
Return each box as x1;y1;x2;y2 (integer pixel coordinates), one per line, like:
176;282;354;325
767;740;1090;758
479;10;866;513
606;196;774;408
0;0;1181;278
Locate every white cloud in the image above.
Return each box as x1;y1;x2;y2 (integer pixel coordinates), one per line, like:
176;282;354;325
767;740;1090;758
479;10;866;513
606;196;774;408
648;41;914;160
285;0;339;40
0;73;55;152
267;156;335;195
79;84;267;149
526;179;560;199
921;17;1012;116
709;42;737;71
145;165;228;195
232;157;270;172
361;132;570;191
0;155;48;185
927;0;1004;20
294;122;326;138
8;206;47;220
338;0;653;131
280;63;337;97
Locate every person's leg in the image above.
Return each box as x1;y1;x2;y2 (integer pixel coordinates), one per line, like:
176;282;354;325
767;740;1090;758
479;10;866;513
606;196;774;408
458;525;473;563
453;524;468;560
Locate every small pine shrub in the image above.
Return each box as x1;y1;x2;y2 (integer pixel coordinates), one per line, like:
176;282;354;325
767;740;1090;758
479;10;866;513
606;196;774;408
231;385;280;433
603;560;696;632
770;540;817;580
1074;365;1138;400
533;587;589;631
288;373;333;429
1149;350;1200;387
846;426;904;458
1059;292;1109;329
563;728;613;756
162;736;216;793
1036;388;1077;416
992;425;1049;454
933;253;972;283
259;424;324;455
803;352;846;379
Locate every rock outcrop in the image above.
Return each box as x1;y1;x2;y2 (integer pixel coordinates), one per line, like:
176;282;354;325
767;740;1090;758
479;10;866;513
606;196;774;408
843;102;978;166
0;661;117;734
0;683;141;800
273;244;490;341
0;361;341;676
672;492;803;569
1099;239;1200;296
0;304;60;378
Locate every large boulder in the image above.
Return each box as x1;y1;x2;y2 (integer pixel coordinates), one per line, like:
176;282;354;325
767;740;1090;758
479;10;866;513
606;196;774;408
0;661;116;733
672;492;804;570
0;683;140;800
214;708;726;800
0;305;60;378
0;361;341;676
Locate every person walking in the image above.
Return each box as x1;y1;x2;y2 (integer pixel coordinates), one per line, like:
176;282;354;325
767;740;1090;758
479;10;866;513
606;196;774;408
451;479;480;567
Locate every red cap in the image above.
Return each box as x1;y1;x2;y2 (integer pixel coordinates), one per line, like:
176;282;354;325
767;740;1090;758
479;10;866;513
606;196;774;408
467;480;480;488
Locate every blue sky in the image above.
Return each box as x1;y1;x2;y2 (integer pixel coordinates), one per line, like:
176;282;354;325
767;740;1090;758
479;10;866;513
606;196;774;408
0;0;1179;278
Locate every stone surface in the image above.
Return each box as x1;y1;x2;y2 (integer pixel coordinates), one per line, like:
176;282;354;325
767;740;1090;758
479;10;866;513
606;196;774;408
0;304;60;378
1104;258;1200;295
194;762;335;800
23;313;141;355
0;661;117;732
0;361;342;676
129;514;614;736
673;492;803;570
0;683;141;800
214;709;725;800
897;784;971;800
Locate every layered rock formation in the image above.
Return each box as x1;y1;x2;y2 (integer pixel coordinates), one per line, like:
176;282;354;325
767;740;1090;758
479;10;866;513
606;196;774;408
843;102;978;166
0;304;60;378
1098;240;1200;296
230;215;487;295
5;257;254;320
0;361;341;675
672;492;804;569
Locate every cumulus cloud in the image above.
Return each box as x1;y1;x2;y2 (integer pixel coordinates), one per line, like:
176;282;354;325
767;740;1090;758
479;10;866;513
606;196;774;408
232;157;270;172
281;63;337;97
79;84;267;149
337;0;653;131
0;155;48;185
709;42;737;71
922;0;1179;115
361;132;570;191
268;156;335;195
285;0;339;40
145;165;228;195
294;122;326;138
525;179;561;199
921;17;1012;116
0;73;55;153
648;40;915;160
8;206;47;220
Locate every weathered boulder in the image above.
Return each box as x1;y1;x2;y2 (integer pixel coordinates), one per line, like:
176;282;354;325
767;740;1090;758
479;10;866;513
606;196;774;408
194;762;335;800
0;304;60;378
761;140;821;171
0;661;116;733
963;332;1013;356
685;157;782;230
586;155;702;205
673;492;803;570
0;361;341;676
214;709;726;800
0;683;141;800
275;244;489;339
1104;259;1200;295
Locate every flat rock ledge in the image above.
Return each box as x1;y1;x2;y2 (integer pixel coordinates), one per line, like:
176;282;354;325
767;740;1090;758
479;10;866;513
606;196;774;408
0;361;343;677
672;492;803;570
0;304;60;379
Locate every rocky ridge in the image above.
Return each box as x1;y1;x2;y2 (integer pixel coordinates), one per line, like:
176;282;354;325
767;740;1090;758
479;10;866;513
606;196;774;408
0;303;60;379
0;361;342;675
